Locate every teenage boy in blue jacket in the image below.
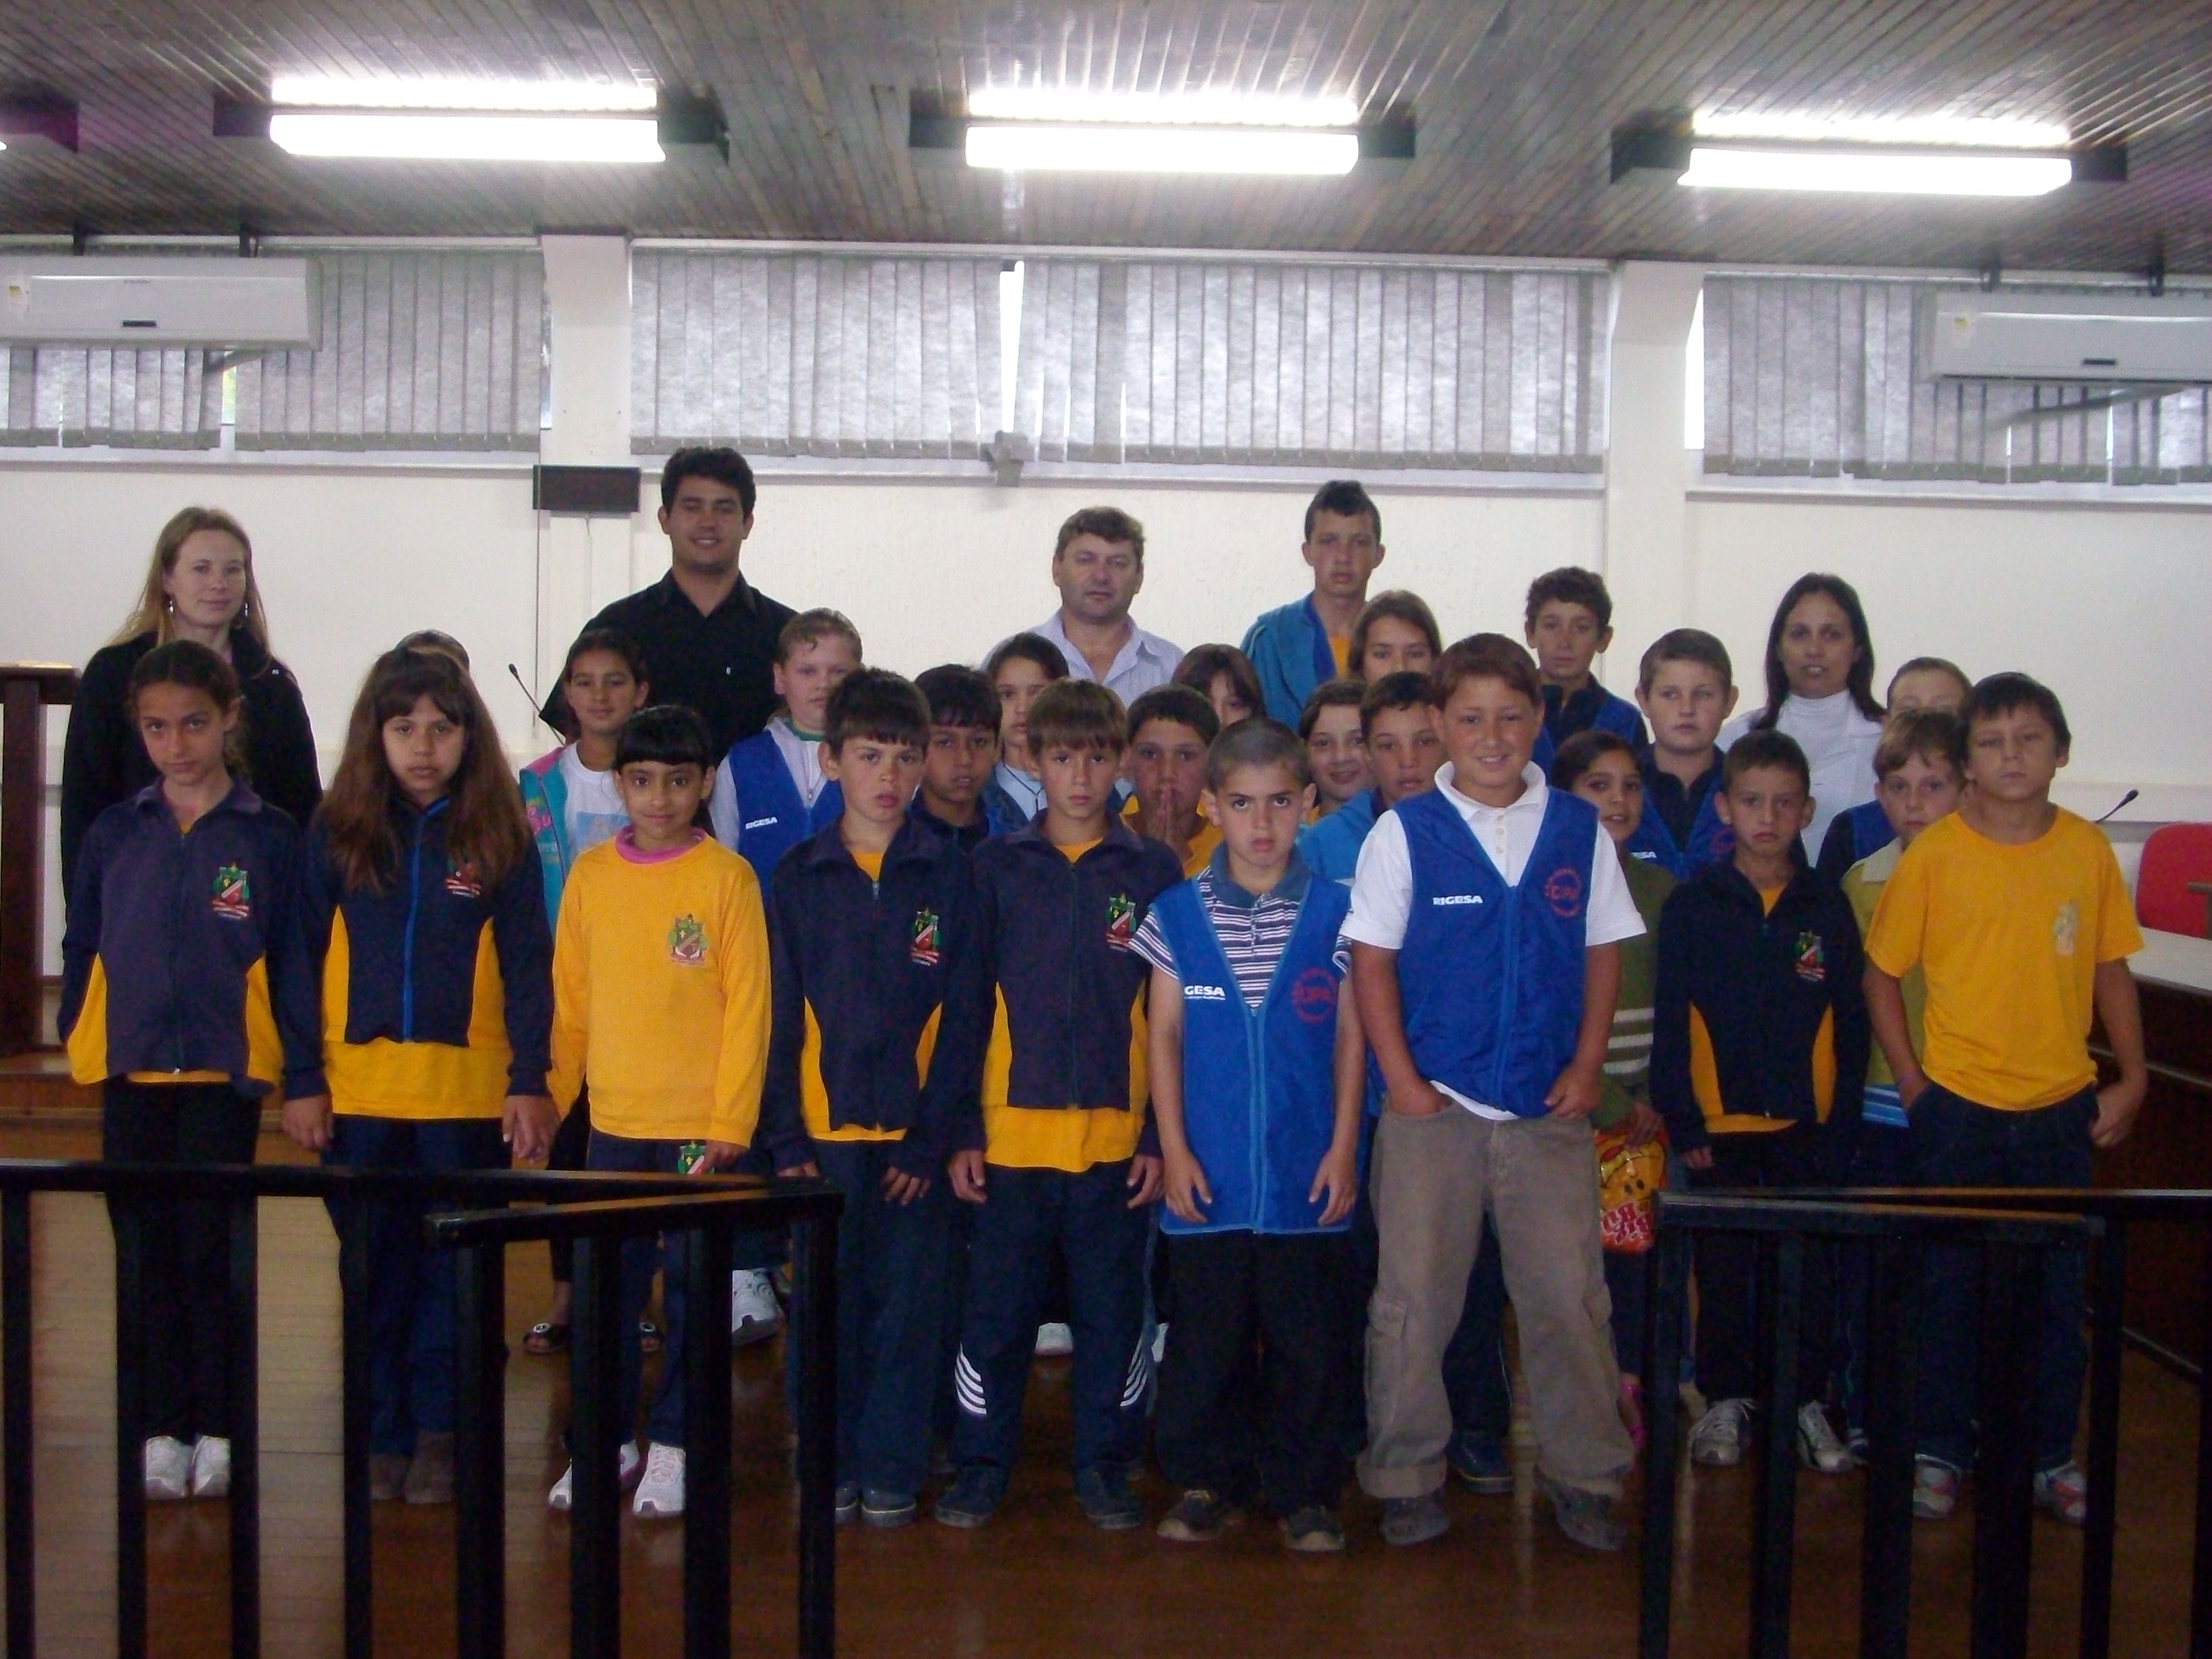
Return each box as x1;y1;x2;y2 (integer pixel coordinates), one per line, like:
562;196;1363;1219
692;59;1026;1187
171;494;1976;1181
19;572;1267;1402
1628;629;1738;879
1525;568;1646;773
936;680;1183;1532
1241;480;1387;726
1135;719;1366;1554
759;670;989;1530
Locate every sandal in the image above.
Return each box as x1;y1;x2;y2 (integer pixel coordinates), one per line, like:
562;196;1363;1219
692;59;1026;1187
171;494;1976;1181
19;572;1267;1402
523;1321;571;1356
639;1317;664;1354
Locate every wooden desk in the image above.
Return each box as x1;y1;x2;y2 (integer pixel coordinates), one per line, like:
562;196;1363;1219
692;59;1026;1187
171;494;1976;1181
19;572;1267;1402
0;664;74;1058
2093;929;2212;1372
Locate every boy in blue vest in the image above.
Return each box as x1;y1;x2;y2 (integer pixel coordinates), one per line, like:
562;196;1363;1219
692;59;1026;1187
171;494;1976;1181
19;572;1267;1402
710;608;861;883
1629;629;1738;879
759;669;989;1528
1348;634;1642;1552
1132;719;1366;1553
935;680;1183;1531
1241;479;1388;725
1525;569;1646;772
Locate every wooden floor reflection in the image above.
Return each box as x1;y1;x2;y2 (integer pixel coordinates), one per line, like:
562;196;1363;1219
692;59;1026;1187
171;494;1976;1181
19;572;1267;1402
0;1123;2196;1658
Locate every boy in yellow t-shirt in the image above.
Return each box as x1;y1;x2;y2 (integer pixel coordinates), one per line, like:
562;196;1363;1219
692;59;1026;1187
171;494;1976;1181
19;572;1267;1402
544;705;772;1523
1864;674;2146;1527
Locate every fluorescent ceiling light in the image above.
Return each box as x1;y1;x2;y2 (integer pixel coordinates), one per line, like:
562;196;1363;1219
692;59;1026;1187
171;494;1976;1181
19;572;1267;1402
1679;145;2070;196
966;122;1356;175
269;111;664;163
270;75;656;113
1693;111;2070;150
968;88;1358;128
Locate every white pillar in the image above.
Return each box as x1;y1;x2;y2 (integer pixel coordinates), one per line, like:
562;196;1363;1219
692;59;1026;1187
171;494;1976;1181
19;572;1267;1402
1601;260;1704;689
536;235;637;691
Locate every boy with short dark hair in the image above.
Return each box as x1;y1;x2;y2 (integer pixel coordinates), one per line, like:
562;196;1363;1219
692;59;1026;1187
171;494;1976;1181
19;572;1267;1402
1298;671;1440;884
1298;677;1373;819
978;632;1070;827
711;608;863;882
1865;674;2145;1526
1652;729;1869;1479
1124;684;1223;877
1349;634;1643;1552
937;680;1184;1532
1629;629;1739;879
546;704;772;1519
1136;718;1366;1552
912;664;1016;846
1242;480;1388;724
758;669;989;1528
1523;568;1646;771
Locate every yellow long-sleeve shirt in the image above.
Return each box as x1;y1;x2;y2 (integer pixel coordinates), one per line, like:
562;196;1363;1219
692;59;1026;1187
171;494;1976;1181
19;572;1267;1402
549;834;771;1146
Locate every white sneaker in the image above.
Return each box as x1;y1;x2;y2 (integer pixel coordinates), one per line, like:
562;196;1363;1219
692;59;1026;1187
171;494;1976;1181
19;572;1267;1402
189;1436;231;1498
1690;1398;1754;1467
547;1438;643;1511
144;1436;192;1501
730;1271;784;1345
1034;1322;1074;1358
633;1443;686;1519
1796;1402;1853;1476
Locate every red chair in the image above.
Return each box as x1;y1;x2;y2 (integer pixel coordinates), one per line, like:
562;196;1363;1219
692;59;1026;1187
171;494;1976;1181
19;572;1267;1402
2136;823;2212;938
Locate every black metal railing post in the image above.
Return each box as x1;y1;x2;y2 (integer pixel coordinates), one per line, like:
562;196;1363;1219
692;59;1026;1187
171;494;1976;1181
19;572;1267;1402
1969;1242;2041;1659
225;1194;260;1659
569;1233;625;1659
2193;1238;2212;1659
791;1213;838;1659
111;1198;148;1659
1749;1233;1805;1659
337;1203;374;1659
682;1221;735;1659
1637;1227;1690;1659
454;1239;506;1659
2080;1218;2126;1659
2;1190;32;1659
1858;1237;1919;1659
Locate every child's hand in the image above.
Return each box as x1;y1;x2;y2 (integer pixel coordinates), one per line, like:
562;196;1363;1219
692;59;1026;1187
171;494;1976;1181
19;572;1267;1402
776;1159;821;1180
948;1150;988;1204
2091;1076;2147;1150
1384;1080;1451;1118
502;1095;559;1164
1309;1144;1358;1228
281;1093;333;1153
1681;1146;1714;1171
1544;1062;1602;1120
1627;1101;1664;1147
1896;1068;1931;1111
692;1140;747;1173
1162;1147;1211;1225
881;1168;931;1205
1142;789;1191;861
1126;1155;1164;1209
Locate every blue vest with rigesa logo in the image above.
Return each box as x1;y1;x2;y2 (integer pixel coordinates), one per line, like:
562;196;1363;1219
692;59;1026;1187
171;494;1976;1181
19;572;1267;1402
1150;875;1352;1236
1397;786;1595;1119
725;731;844;887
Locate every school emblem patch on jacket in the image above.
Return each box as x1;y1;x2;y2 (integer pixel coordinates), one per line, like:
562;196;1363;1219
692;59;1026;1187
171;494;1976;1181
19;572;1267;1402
1793;930;1827;983
1542;866;1585;919
1104;894;1136;952
668;914;707;966
444;858;484;898
211;864;252;921
910;909;941;967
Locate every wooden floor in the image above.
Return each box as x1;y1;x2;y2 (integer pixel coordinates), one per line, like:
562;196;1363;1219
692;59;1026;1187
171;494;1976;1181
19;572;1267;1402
0;1121;2198;1659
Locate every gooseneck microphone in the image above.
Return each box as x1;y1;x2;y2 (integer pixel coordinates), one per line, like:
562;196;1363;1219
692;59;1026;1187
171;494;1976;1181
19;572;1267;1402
509;663;562;732
2095;788;2140;823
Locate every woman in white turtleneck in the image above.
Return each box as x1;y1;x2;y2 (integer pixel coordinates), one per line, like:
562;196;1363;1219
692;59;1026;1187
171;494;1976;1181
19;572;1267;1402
1719;574;1886;855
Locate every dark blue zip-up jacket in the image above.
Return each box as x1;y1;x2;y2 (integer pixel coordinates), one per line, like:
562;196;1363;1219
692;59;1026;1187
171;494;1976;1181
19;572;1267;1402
959;816;1184;1151
759;817;989;1177
1815;798;1894;886
59;782;320;1098
300;799;553;1104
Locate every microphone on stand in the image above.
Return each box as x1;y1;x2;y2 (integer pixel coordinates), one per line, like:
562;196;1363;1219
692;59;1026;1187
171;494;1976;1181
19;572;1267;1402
509;663;562;734
2094;788;2140;824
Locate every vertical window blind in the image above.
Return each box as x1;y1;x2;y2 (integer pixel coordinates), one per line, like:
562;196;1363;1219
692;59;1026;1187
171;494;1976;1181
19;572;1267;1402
1012;258;1608;471
0;345;223;448
235;248;546;450
631;249;1002;459
1702;274;2210;486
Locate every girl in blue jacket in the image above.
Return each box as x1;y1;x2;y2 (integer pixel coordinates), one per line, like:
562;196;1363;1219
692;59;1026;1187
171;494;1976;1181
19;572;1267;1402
61;641;320;1505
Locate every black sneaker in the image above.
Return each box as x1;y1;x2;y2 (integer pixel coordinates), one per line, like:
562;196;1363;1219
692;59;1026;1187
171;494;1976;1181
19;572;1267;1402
1074;1465;1144;1530
833;1480;859;1525
933;1467;1005;1529
861;1487;917;1528
1155;1488;1240;1542
1447;1430;1514;1494
1279;1506;1346;1553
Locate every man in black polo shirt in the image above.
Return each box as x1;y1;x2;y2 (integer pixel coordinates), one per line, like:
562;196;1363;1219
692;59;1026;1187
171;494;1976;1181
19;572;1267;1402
548;447;794;753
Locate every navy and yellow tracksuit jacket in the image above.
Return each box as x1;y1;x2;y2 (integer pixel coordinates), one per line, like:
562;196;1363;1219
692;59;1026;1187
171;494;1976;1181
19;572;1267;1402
300;799;553;1118
960;817;1184;1169
759;817;989;1178
59;782;319;1098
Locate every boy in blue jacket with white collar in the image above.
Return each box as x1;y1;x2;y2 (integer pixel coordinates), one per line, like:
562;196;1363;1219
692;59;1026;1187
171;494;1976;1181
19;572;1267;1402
1134;719;1366;1554
709;608;858;881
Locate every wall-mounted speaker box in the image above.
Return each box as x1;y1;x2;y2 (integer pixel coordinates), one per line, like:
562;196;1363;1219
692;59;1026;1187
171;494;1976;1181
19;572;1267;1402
532;465;643;515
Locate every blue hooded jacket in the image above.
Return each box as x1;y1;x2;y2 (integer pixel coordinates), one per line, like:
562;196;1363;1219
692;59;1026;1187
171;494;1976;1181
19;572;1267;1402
1242;597;1341;727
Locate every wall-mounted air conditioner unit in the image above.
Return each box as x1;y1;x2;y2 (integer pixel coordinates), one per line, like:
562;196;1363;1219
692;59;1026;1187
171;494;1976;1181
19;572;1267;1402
1921;291;2212;384
0;256;320;349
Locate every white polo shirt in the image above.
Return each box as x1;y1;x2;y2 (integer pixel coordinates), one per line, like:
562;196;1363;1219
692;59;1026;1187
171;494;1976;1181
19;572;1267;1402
1345;762;1644;1119
1030;612;1183;707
